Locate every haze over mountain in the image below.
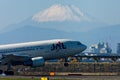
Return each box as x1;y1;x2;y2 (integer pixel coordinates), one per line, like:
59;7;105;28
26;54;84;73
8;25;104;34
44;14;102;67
1;4;106;33
31;4;106;32
0;4;119;52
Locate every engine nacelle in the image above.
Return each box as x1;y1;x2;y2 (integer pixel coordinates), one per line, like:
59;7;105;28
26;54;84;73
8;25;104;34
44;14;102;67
24;57;45;67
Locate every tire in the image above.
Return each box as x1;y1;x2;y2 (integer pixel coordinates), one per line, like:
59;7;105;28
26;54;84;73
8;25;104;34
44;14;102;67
4;71;14;75
0;70;3;74
64;62;69;67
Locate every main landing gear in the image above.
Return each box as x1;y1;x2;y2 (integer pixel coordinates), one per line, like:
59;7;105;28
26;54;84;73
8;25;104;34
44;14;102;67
6;63;14;75
0;70;14;75
0;70;3;74
0;63;14;75
4;71;14;75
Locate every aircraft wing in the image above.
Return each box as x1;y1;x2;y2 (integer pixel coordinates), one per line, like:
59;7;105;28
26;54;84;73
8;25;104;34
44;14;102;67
0;54;30;65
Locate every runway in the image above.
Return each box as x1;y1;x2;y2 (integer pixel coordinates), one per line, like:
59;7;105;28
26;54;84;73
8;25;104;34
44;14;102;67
0;75;120;80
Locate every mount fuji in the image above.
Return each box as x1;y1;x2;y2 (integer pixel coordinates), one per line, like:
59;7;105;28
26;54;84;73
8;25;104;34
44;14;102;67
1;4;106;33
32;4;91;22
30;4;106;32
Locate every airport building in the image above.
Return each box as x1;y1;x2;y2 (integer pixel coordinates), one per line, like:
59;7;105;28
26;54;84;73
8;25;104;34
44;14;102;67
117;43;120;53
90;42;112;53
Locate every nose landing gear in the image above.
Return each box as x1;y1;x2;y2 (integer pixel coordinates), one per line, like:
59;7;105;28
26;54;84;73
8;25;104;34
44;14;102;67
64;58;69;67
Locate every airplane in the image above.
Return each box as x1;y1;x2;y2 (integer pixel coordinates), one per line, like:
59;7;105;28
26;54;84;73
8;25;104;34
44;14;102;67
0;39;87;75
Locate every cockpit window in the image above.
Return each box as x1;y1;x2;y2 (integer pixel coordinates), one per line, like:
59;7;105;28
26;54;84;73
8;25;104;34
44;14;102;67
77;42;81;45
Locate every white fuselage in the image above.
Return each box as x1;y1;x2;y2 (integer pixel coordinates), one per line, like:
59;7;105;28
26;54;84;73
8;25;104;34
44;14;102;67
0;39;86;60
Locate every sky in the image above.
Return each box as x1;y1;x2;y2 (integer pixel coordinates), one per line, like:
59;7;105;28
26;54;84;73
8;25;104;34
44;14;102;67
0;0;120;28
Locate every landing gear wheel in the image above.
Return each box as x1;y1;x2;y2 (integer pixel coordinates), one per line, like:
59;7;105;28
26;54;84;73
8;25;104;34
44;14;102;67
64;62;69;67
0;70;3;74
4;71;14;75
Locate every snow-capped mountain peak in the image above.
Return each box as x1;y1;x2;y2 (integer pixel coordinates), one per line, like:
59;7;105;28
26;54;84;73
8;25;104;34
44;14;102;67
32;4;91;22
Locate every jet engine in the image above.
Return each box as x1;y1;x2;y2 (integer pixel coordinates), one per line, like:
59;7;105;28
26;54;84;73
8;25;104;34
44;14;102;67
24;57;45;67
